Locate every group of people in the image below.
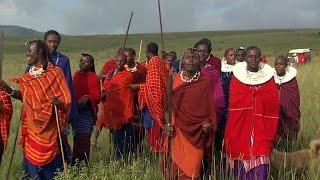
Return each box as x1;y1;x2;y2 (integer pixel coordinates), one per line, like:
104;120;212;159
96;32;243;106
0;30;301;180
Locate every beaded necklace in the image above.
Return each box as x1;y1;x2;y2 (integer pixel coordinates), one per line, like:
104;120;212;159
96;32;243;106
180;71;200;83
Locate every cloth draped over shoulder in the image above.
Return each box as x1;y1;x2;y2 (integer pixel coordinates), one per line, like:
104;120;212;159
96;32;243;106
14;63;71;166
277;77;300;140
73;71;101;120
103;70;135;130
207;54;222;73
224;76;279;160
0;91;13;145
201;64;225;124
171;74;217;178
138;56;169;128
101;59;117;76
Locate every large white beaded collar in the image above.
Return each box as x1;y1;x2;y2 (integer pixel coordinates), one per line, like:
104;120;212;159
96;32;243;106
274;66;297;85
221;61;236;73
233;62;274;85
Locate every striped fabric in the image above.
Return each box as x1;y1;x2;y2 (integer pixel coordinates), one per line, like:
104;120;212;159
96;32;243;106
138;56;169;128
0;90;13;145
72;103;94;134
103;69;135;130
17;63;71;166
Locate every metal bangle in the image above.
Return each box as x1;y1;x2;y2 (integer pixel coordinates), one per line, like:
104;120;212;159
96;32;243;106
6;87;14;96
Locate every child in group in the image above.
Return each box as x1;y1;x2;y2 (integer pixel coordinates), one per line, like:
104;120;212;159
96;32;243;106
274;55;300;140
215;48;236;151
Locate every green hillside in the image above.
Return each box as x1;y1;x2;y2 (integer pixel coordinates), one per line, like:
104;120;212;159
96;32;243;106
0;25;42;36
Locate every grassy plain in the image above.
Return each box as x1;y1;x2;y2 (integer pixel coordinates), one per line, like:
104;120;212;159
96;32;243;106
0;29;320;179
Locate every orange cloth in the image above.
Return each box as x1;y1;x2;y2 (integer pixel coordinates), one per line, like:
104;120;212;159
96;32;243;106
0;91;13;145
16;63;71;166
138;56;169;128
103;69;135;130
170;74;217;179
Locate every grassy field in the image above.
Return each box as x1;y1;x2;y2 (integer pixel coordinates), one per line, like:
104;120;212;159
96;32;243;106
0;29;320;179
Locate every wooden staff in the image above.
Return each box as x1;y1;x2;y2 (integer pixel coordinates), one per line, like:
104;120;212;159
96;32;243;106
121;11;134;52
5;113;22;180
0;31;3;80
157;0;166;57
138;40;143;63
54;105;67;176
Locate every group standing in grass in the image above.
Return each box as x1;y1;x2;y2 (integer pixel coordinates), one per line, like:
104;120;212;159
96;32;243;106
0;29;301;180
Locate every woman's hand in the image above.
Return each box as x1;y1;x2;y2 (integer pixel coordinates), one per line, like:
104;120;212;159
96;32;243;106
202;122;212;135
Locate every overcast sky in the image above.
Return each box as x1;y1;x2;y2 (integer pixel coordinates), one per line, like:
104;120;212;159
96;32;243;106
0;0;319;35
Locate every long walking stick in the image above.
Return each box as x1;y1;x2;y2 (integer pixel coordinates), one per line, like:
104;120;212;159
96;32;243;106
5;113;22;180
157;0;165;55
54;105;67;176
121;11;134;52
138;40;143;63
0;31;3;80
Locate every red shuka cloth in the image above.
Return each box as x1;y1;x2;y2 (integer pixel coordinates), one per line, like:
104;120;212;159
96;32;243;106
103;70;135;130
73;71;102;120
16;63;71;166
138;56;169;128
0;91;13;145
101;59;117;75
224;77;279;160
172;74;217;151
277;78;300;140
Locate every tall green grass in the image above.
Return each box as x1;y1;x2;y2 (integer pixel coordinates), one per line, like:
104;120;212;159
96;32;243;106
0;29;320;179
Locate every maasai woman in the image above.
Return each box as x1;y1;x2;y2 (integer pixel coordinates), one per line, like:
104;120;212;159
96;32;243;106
274;55;300;140
167;48;217;179
72;53;101;164
224;46;279;180
215;48;236;152
0;40;71;179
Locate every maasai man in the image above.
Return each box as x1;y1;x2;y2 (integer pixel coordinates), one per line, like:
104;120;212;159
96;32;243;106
103;53;136;158
131;42;169;152
123;48;147;150
170;51;181;73
0;91;13;162
164;53;175;69
72;53;101;164
215;48;236;152
224;46;279;180
98;47;124;81
235;47;246;62
93;47;125;144
274;55;300;140
26;30;76;163
0;40;71;179
167;48;217;179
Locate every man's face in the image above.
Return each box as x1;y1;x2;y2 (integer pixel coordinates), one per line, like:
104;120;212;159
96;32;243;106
165;55;175;67
116;55;127;71
26;43;39;65
196;44;210;62
124;51;135;65
45;34;60;53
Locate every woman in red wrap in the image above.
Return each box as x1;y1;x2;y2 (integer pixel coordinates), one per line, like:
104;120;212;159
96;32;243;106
274;55;300;140
166;48;217;179
72;53;101;164
223;46;279;180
